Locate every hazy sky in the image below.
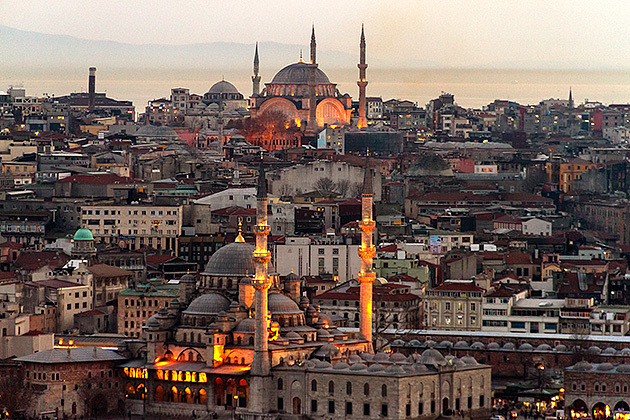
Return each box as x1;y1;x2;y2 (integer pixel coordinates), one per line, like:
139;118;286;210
3;0;630;68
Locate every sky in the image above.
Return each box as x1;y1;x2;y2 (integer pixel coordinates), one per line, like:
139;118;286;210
2;0;630;69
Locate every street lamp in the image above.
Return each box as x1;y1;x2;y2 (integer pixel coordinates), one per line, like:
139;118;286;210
231;395;239;420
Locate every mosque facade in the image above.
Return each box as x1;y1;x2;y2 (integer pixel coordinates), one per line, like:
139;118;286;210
120;160;492;419
248;28;353;143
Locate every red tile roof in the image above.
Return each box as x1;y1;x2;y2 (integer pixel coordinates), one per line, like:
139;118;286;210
212;206;257;216
0;241;22;249
15;251;70;271
505;252;532;265
145;255;177;265
58;173;138;185
377;244;397;253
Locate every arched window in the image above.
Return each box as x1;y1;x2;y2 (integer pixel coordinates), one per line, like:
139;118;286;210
601;383;607;392
155;385;164;402
188;351;193;361
364;383;370;396
237;337;242;345
594;383;600;392
249;336;254;345
346;382;352;395
182;332;187;342
278;378;284;390
572;382;577;391
328;381;335;395
198;333;202;343
199;389;207;405
311;380;317;392
382;384;387;397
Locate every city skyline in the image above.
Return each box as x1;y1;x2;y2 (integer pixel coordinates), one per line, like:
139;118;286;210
3;0;630;69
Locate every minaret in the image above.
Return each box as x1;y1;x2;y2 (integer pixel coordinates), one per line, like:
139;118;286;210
568;87;574;110
307;26;318;133
357;154;376;352
357;25;368;128
249;158;272;411
252;42;261;96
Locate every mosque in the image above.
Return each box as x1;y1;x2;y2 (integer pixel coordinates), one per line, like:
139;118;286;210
247;27;369;150
118;153;491;419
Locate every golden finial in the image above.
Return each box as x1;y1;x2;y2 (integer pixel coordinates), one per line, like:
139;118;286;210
291;267;294;273
299;49;304;63
187;269;190;274
367;147;370;156
260;150;264;160
235;217;245;243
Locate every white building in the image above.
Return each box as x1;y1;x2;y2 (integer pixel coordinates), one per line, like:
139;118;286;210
273;237;360;282
522;217;552;236
317;126;345;154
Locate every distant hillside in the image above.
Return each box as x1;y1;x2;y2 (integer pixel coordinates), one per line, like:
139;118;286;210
0;25;363;70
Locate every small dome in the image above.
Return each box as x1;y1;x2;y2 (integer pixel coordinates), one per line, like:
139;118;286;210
317;328;331;339
419;349;447;367
203;242;255;277
271;62;331;85
146;315;160;328
588;346;602;355
367;363;385;372
333;362;349;370
384;364;405;374
487;342;500;350
503;342;516;350
597;362;614;371
372;352;389;362
285;272;300;282
454;341;470;349
391;339;406;347
239;277;252;285
602;347;617;355
573;361;593;371
207;80;240;94
453;358;467;367
555;344;568;352
461;356;479;365
349;362;367;371
389;352;407;363
471;342;485;350
621;348;630;356
618;364;630;372
184;293;231;315
536;344;553;352
314;360;332;368
233;317;256;333
349;354;362;364
438;340;454;349
180;273;196;283
414;363;430;373
518;343;534;351
425;340;437;348
315;343;340;357
268;293;302;315
73;228;94;241
407;340;422;347
360;352;373;361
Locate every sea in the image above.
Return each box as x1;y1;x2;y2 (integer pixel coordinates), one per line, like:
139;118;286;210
3;67;630;114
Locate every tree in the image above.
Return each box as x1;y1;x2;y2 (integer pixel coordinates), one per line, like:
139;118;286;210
0;374;33;418
314;177;337;196
348;182;364;199
336;179;352;197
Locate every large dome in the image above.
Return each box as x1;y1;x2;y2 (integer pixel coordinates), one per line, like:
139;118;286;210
268;293;302;315
183;293;230;315
207;80;240;95
271;62;331;85
203;242;255;277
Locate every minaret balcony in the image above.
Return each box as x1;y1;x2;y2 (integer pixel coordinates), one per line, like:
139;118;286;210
253;224;270;234
358;246;376;259
358;271;376;283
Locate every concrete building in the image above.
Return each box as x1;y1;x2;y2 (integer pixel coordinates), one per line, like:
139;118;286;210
79;204;183;251
118;283;179;338
425;281;484;331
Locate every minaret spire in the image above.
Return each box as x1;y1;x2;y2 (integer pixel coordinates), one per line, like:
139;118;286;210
357;152;375;353
252;42;261;96
249;157;272;410
306;26;319;133
310;24;317;65
357;24;368;128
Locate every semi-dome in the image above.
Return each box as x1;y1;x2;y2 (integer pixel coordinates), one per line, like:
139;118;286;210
271;62;331;85
207;80;240;94
203;242;255;277
73;228;94;241
183;293;230;315
268;293;302;315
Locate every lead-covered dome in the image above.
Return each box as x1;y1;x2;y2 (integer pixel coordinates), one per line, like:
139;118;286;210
271;62;331;85
183;293;230;315
208;80;240;94
268;293;302;315
73;228;94;241
203;242;255;277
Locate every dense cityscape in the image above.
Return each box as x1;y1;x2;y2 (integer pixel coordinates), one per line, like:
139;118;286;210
3;17;630;420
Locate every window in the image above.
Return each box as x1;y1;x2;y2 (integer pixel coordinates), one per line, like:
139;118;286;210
67;304;71;310
364;383;369;396
381;404;388;417
311;400;317;413
318;248;325;255
363;403;370;416
406;404;411;416
328;381;334;395
328;400;335;414
381;384;387;397
346;382;352;395
278;397;284;411
345;401;353;415
445;302;451;311
419;402;424;414
511;321;525;329
277;378;283;390
479;395;485;407
468;396;472;409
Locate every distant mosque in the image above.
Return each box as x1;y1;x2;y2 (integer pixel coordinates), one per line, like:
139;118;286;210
248;26;369;144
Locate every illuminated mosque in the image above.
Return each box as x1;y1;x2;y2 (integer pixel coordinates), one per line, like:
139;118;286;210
119;151;491;419
248;26;369;147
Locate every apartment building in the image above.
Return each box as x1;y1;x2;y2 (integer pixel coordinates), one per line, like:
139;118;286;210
118;283;179;338
80;204;183;252
424;280;483;331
